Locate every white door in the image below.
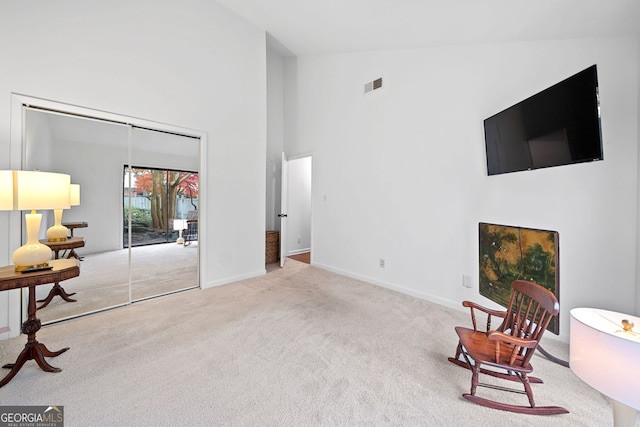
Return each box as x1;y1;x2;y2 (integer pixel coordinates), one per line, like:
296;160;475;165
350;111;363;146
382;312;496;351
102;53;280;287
279;152;289;267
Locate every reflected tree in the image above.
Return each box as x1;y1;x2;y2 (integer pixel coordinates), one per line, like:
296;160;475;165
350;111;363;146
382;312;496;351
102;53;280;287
135;170;199;230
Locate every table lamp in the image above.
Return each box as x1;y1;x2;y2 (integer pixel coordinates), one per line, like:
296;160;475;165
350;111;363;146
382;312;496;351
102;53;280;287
570;308;640;427
4;170;71;271
173;219;187;245
46;183;80;242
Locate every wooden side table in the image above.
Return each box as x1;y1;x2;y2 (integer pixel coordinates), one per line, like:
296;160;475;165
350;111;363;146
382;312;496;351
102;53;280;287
41;236;85;260
62;221;87;238
0;259;80;387
37;237;86;309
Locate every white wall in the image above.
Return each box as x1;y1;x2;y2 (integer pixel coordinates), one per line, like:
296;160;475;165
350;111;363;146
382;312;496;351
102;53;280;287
285;36;639;340
0;0;267;338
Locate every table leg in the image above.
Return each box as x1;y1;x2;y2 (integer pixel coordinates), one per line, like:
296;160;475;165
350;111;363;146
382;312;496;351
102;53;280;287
66;249;82;260
37;282;77;310
0;286;69;388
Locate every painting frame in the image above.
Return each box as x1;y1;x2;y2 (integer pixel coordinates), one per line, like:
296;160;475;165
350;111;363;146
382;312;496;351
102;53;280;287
478;222;560;334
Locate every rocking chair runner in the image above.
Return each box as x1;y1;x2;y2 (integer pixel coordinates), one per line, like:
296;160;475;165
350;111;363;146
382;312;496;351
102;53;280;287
448;280;568;415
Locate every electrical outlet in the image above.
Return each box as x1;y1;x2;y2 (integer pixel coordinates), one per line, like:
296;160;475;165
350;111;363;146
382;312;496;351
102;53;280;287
379;258;385;268
297;236;301;244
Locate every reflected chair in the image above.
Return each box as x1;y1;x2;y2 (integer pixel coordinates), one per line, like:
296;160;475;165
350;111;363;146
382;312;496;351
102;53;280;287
448;280;568;415
184;210;198;246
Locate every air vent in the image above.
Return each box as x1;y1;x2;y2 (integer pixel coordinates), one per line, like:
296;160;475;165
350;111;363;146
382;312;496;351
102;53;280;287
364;77;383;94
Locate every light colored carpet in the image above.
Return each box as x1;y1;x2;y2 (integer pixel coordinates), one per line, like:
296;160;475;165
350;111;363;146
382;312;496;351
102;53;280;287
0;259;635;426
35;242;198;324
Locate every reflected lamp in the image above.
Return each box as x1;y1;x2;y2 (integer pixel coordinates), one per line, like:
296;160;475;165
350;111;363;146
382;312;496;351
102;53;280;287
570;308;640;427
46;183;80;242
5;170;71;271
173;219;187;245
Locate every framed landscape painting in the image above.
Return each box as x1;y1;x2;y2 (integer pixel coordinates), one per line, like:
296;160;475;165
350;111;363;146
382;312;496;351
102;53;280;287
478;222;560;334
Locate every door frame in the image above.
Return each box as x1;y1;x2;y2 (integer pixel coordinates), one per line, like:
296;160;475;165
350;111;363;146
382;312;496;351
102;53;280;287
280;152;313;266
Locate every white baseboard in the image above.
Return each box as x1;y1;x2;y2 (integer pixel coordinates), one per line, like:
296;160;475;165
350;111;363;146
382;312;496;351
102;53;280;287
204;269;266;289
287;248;310;256
312;262;463;313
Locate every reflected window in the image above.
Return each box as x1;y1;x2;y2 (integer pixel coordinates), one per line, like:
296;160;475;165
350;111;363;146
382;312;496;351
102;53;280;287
123;167;199;247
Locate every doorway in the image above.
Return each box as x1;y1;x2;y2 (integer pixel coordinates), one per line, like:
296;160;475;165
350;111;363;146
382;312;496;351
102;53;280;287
282;155;312;265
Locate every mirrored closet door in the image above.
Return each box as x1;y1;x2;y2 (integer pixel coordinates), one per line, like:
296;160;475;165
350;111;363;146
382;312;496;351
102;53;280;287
127;127;199;302
23;106;200;325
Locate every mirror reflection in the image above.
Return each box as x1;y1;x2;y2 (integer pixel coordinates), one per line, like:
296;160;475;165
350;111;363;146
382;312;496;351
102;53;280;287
24;108;200;324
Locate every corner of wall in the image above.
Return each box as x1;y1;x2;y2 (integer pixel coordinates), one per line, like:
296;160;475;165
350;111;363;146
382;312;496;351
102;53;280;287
635;34;640;316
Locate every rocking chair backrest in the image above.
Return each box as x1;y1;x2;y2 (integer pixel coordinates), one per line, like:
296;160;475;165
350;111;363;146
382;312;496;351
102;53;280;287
499;280;560;365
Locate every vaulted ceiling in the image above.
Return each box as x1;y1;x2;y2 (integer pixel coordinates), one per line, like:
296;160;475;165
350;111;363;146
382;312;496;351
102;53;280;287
216;0;640;56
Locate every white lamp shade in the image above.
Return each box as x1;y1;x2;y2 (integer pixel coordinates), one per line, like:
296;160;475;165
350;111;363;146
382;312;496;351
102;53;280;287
14;170;71;210
570;308;640;410
7;170;72;270
0;170;13;210
70;183;80;206
173;219;187;231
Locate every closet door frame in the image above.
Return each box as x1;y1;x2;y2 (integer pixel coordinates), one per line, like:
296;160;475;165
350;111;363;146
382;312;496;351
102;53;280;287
8;93;207;332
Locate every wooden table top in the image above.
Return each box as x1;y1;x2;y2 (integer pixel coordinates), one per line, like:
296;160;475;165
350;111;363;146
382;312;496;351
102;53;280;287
0;259;80;291
39;236;85;250
62;222;88;229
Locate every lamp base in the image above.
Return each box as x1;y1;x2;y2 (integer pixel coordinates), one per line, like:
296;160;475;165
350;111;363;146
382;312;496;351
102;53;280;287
15;263;50;272
17;264;53;273
13;212;53;272
46;209;68;242
13;249;51;272
612;400;638;427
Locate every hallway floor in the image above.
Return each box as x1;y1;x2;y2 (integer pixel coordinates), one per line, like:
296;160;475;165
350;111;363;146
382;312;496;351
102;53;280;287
288;252;310;264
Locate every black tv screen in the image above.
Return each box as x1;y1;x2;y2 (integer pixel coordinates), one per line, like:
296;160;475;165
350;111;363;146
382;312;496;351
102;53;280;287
484;65;603;176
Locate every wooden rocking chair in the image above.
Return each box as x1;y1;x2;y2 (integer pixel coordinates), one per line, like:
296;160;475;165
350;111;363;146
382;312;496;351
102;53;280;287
448;280;568;415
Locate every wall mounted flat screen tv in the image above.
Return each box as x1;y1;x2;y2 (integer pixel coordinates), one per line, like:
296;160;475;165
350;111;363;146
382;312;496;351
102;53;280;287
484;65;603;176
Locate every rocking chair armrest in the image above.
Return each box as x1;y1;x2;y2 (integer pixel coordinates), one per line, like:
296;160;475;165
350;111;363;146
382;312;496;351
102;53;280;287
462;301;507;318
462;301;507;331
487;330;538;349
